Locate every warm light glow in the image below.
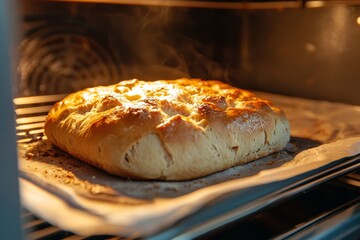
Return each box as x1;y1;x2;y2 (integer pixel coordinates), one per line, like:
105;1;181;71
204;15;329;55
356;16;360;25
306;1;325;8
305;43;316;53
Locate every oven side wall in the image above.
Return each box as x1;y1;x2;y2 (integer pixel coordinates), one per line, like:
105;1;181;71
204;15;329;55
0;0;23;238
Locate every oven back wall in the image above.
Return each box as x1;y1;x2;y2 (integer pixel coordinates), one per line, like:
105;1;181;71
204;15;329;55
18;2;360;105
241;5;360;105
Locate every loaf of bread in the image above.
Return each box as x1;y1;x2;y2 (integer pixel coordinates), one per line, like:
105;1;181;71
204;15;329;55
44;79;290;180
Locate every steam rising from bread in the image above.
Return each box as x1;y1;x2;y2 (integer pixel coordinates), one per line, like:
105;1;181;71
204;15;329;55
115;6;229;82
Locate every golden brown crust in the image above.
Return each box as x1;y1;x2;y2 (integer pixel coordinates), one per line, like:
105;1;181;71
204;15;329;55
45;79;290;180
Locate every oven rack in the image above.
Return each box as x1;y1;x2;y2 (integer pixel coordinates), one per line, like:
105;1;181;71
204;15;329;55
153;157;360;239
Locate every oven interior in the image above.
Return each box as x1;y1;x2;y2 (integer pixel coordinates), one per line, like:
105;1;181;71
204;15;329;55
2;0;360;239
17;1;360;104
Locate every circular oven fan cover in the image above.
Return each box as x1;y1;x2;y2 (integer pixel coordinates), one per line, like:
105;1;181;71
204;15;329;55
17;22;120;96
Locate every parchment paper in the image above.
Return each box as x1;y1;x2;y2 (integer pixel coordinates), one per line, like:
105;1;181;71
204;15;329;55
18;93;360;237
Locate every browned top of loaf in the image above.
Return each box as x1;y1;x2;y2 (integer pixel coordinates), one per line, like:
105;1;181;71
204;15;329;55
46;79;284;137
